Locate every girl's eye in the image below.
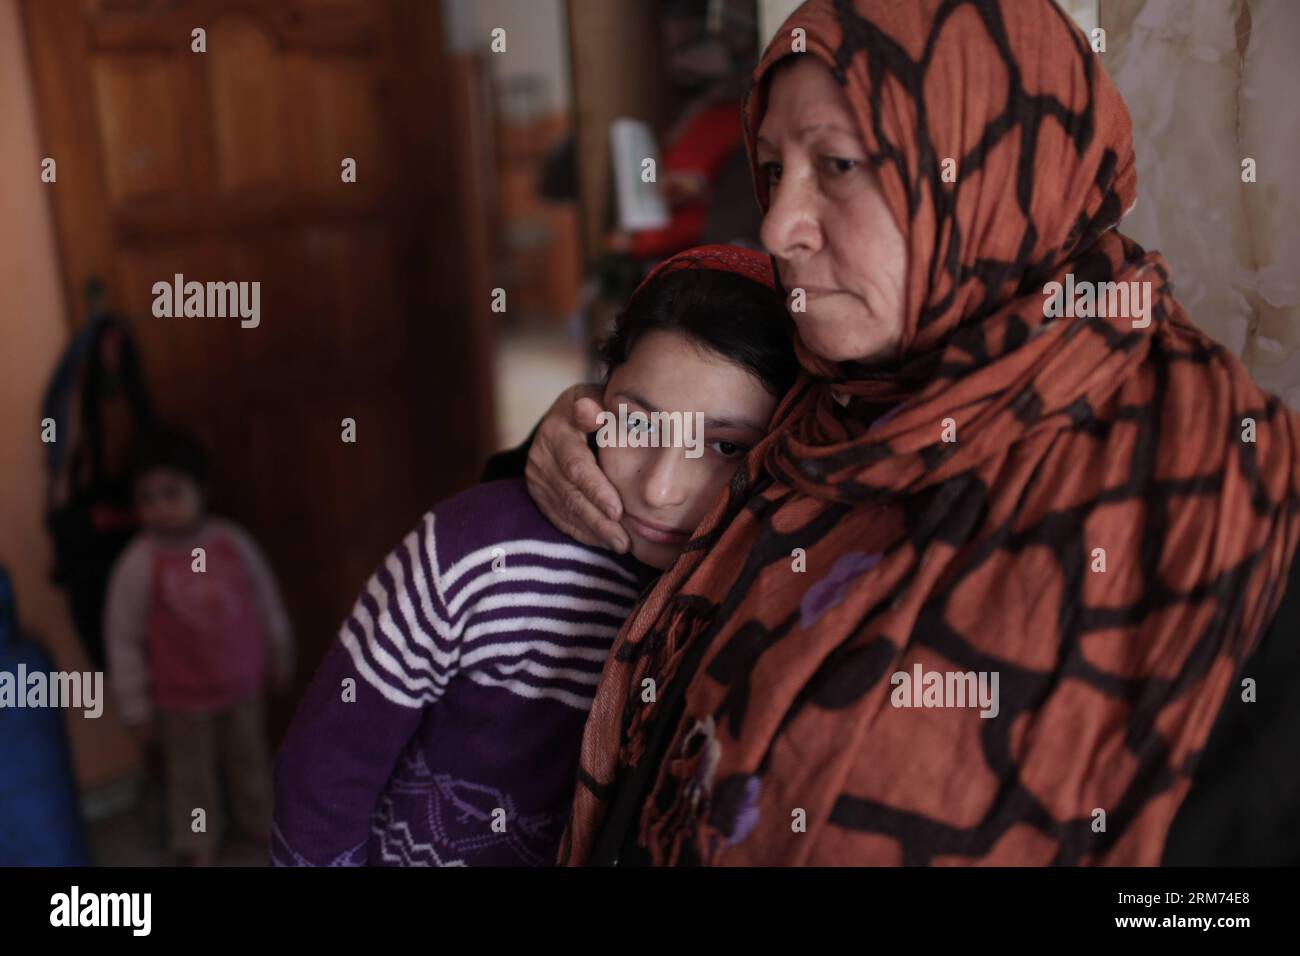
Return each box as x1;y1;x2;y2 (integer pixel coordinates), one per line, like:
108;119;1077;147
628;413;654;434
822;156;857;175
759;160;781;184
709;440;747;459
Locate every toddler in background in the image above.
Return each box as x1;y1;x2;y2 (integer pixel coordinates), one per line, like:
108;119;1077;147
105;427;293;865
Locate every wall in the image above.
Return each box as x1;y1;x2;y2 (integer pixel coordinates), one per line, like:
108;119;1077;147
758;0;801;48
444;0;572;118
0;0;137;789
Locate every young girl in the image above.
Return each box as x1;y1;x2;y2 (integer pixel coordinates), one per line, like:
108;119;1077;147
271;245;796;866
105;427;294;866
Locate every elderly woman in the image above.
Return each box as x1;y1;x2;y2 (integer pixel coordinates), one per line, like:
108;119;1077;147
504;0;1300;865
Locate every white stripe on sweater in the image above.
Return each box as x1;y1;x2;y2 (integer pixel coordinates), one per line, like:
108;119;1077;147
345;606;447;697
462;615;621;644
361;557;457;672
341;513;640;710
463;669;595;711
405;516;460;645
445;564;639;617
482;656;601;686
343;515;470;701
472;591;633;618
344;522;465;700
440;538;640;592
459;638;611;669
339;628;440;708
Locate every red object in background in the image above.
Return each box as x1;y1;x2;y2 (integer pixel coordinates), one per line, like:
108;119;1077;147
144;531;269;716
90;502;139;534
628;99;745;260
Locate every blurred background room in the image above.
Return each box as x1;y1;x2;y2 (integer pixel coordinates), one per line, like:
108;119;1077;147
0;0;1295;865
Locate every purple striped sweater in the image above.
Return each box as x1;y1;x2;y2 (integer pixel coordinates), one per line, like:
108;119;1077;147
271;478;657;866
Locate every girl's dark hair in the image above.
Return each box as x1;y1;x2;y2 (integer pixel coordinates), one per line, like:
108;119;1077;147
130;426;209;487
598;266;797;397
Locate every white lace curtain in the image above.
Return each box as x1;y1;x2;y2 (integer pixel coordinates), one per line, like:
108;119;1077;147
1104;0;1300;408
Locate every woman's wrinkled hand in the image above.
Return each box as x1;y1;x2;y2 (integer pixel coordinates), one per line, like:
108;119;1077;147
525;384;631;554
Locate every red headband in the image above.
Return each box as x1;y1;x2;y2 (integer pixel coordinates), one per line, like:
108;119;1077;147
630;244;776;299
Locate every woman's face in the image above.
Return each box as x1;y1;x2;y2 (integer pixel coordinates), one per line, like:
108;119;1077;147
598;330;777;570
756;56;908;364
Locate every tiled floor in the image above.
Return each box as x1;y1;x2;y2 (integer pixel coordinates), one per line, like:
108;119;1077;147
83;770;269;867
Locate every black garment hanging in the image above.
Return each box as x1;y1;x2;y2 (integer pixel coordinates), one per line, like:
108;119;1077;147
43;284;156;670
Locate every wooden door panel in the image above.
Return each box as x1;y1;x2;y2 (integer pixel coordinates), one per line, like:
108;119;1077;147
21;0;498;747
91;56;197;203
114;238;241;393
84;0;385;55
207;16;292;194
319;225;406;368
242;410;338;548
221;231;324;380
294;57;394;196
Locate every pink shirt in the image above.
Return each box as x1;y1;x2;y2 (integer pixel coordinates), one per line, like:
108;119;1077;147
105;517;293;723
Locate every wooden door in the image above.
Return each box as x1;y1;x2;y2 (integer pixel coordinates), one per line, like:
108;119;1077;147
21;0;497;739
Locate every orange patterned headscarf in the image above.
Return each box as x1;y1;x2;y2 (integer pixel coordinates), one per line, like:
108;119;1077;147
561;0;1300;865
